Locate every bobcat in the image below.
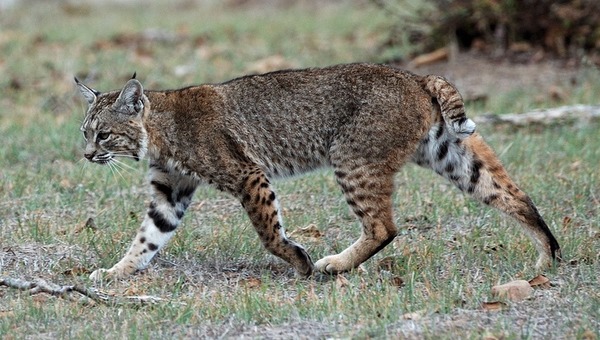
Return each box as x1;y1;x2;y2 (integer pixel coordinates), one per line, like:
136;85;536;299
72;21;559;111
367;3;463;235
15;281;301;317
76;63;560;280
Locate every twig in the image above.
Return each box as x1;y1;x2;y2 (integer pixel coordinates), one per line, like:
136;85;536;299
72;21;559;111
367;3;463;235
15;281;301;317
473;105;600;126
0;276;167;305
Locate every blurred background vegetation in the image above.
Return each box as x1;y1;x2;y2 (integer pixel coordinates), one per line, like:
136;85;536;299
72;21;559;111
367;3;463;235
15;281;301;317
371;0;600;64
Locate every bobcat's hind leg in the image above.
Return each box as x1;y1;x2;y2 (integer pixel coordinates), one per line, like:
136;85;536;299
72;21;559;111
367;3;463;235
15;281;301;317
239;167;313;277
413;130;561;269
315;165;398;274
90;164;198;281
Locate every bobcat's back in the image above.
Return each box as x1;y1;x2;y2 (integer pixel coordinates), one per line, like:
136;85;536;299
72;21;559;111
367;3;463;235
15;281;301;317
152;63;439;179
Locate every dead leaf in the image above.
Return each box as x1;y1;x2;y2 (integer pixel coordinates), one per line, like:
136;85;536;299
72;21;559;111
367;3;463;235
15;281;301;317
288;224;323;240
238;277;261;289
62;266;90;277
0;308;13;317
59;178;72;189
377;256;396;271
410;47;449;68
562;216;572;229
124;286;144;296
581;329;597;340
32;293;51;304
73;217;97;235
481;332;501;340
390;276;404;288
335;274;350;289
491;280;533;302
402;309;426;320
528;274;551;289
481;301;508;311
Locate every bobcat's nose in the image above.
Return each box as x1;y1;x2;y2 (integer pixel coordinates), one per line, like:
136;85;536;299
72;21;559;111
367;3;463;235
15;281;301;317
84;152;94;161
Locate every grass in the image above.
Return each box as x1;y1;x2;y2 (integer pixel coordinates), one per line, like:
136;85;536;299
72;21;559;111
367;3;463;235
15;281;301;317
1;0;599;338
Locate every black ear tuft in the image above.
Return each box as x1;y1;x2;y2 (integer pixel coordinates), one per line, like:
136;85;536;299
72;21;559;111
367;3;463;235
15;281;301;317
131;72;137;80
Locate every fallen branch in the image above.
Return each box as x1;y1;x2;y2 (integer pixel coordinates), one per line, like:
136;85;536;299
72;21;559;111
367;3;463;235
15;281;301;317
0;276;166;305
473;105;600;126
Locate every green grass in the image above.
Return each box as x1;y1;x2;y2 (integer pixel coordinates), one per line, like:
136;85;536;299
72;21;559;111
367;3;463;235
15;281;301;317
1;1;599;339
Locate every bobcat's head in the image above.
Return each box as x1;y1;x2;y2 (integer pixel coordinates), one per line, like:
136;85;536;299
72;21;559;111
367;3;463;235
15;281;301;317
76;76;149;164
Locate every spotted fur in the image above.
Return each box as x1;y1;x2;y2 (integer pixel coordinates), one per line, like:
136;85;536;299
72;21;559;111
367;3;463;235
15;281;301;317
75;63;560;280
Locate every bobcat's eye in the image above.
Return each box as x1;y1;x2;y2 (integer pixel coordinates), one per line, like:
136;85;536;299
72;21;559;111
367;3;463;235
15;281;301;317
97;132;110;142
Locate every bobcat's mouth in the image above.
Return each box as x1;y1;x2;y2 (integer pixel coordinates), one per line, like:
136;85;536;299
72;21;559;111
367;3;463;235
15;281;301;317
90;153;113;165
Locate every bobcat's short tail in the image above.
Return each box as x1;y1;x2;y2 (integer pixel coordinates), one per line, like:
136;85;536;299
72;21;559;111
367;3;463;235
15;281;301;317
420;75;476;139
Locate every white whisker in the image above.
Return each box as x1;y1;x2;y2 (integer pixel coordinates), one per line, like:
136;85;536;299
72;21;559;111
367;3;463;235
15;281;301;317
108;160;127;182
112;158;139;174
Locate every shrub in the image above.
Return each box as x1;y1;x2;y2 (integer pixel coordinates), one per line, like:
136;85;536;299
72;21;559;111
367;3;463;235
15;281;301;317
372;0;600;59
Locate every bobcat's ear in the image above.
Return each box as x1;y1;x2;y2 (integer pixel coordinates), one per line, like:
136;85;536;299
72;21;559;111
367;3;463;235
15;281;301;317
115;79;144;115
75;77;99;105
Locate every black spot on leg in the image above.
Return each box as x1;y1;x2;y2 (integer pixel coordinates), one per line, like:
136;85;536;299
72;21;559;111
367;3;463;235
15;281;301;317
437;140;449;161
250;177;261;188
449;174;461;182
140;237;146;244
260;182;269;188
175;185;196;203
483;194;499;205
470;159;483;184
445;162;455;174
151;180;174;206
148;206;177;233
269;192;276;201
435;123;445;139
148;243;158;251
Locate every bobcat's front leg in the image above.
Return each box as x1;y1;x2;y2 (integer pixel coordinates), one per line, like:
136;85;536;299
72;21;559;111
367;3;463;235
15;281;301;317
90;165;197;281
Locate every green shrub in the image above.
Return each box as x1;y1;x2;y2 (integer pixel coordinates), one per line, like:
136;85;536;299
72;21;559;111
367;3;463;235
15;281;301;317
372;0;600;59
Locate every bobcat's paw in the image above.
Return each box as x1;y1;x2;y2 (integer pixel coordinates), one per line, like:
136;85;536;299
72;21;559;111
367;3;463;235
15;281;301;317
89;268;111;281
89;267;131;281
314;255;352;275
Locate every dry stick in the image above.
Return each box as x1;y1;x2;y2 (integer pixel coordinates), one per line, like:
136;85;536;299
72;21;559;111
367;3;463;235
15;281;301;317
473;105;600;126
0;277;105;303
0;277;165;305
